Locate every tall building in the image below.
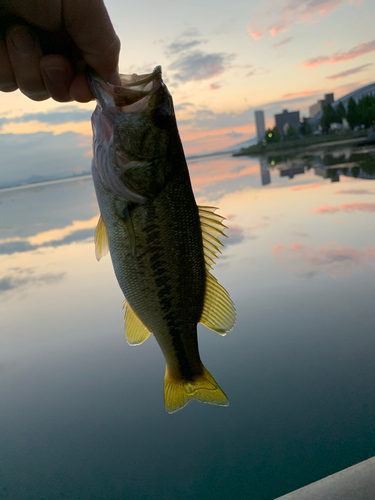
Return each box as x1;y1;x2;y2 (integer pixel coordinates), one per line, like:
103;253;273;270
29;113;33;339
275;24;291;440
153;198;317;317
274;109;300;136
254;110;266;143
309;93;334;118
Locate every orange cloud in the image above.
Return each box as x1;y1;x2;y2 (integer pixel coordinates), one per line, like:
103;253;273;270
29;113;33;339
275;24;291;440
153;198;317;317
302;39;375;69
315;202;375;214
290;183;324;191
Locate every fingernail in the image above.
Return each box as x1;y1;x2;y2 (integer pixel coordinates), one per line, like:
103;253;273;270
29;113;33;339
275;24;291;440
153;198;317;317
9;26;36;53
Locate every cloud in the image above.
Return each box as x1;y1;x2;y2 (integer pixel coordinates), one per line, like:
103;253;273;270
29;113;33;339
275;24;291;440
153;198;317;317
0;216;97;255
166;40;203;56
169;51;236;82
273;241;375;278
315;202;375;214
225;225;246;245
289;182;324;191
248;0;350;40
325;63;372;80
0;107;92;129
0;132;91;188
282;89;321;98
335;189;374;194
302;40;375;68
0;268;66;294
209;83;221;90
302;56;330;69
273;37;294;48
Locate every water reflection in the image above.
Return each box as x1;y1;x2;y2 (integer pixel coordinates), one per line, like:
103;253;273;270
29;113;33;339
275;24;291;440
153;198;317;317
1;146;375;500
254;145;375;186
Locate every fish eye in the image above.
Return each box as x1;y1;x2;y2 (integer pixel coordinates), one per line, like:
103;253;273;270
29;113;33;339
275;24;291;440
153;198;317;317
151;106;171;129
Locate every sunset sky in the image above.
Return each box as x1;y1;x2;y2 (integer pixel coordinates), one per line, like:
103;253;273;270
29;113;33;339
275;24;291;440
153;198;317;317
0;0;374;170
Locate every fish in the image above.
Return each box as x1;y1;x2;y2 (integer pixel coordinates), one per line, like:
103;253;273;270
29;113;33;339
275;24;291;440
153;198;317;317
88;66;236;413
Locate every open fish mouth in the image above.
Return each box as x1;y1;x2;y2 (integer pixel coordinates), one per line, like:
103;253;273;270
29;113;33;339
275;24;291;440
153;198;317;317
87;66;163;115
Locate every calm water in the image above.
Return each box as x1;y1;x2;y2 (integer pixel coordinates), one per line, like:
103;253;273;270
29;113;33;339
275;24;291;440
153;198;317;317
1;147;375;500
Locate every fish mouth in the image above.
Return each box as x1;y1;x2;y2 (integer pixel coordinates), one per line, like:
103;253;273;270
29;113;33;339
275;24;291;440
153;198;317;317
87;66;163;115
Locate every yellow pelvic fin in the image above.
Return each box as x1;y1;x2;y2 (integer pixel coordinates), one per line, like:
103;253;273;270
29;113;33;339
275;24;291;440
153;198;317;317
164;365;229;414
123;301;152;345
200;271;236;335
94;215;109;261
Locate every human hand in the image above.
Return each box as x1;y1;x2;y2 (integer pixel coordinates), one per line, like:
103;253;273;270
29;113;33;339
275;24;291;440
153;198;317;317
0;0;121;102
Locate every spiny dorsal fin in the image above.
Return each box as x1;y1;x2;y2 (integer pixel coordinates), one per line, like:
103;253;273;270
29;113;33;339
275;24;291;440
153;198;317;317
94;215;109;261
123;301;152;345
200;271;236;336
198;206;228;270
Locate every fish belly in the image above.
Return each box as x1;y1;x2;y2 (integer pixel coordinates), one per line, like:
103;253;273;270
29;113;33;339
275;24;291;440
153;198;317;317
93;171;206;379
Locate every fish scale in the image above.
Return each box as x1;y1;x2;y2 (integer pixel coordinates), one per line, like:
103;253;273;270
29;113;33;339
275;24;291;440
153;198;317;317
89;66;236;412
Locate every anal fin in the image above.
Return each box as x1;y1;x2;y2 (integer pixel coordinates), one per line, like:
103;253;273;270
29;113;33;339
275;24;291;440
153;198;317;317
123;301;151;345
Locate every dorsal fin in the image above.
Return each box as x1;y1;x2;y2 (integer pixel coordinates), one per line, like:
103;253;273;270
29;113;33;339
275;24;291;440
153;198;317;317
123;301;152;345
200;271;236;335
94;215;109;261
198;206;228;270
198;206;236;334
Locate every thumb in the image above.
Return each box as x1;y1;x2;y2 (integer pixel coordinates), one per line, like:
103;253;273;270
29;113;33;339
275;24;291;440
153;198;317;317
62;0;121;85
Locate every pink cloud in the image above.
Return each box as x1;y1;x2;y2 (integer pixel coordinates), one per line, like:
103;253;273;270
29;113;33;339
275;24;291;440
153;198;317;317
325;63;372;80
247;27;265;40
282;89;320;98
273;241;375;278
315;202;375;214
209;83;220;90
302;40;375;69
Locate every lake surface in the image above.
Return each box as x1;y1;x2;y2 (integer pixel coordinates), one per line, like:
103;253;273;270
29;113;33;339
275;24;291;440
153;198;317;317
1;146;375;500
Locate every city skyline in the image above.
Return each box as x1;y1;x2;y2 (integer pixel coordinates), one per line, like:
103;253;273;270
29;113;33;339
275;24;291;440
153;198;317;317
0;0;374;156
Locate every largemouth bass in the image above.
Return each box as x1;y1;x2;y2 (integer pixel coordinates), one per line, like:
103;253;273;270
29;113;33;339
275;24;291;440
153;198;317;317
88;66;236;413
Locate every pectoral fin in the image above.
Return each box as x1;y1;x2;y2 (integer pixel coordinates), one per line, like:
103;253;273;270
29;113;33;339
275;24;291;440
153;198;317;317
94;215;109;261
123;301;151;345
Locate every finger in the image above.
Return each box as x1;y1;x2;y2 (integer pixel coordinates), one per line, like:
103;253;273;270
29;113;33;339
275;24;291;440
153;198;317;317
41;54;74;102
6;24;49;101
63;0;121;85
0;38;17;92
68;73;93;103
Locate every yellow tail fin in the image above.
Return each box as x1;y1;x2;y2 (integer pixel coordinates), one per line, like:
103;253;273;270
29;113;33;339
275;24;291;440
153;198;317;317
164;365;229;414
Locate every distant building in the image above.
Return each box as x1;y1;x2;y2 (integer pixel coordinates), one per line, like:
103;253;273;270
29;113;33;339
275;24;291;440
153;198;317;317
274;109;300;137
254;110;266;143
259;157;271;186
309;93;334;118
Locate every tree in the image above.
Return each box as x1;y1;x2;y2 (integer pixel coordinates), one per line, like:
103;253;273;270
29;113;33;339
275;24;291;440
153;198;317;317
300;118;312;136
286;125;298;138
321;103;336;133
265;126;280;143
347;97;359;129
336;101;346;122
